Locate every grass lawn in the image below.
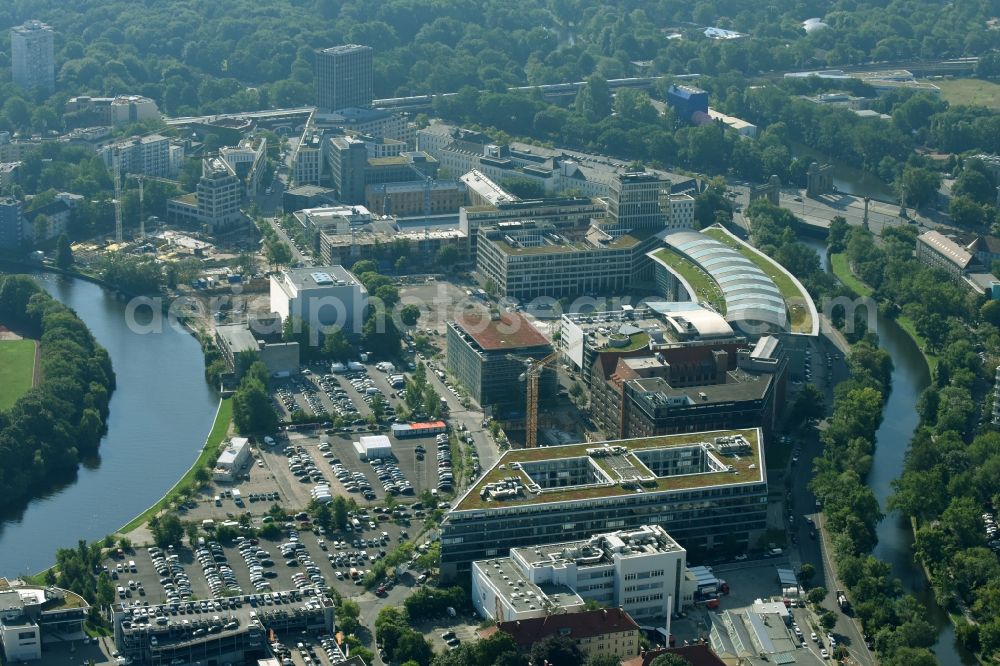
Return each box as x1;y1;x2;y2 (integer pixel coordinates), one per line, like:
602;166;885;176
928;77;1000;110
651;248;727;314
120;397;232;533
830;253;873;297
0;339;36;411
703;227;814;333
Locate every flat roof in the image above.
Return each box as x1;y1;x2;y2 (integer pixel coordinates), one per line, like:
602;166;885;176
454;428;763;511
474;557;585;613
514;524;684;567
452;309;551;352
114;591;333;649
216;324;259;354
319;44;370;55
461;170;518;205
484;223;651;256
280;265;361;289
629;369;772;405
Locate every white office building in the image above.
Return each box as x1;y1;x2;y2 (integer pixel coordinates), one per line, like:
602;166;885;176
269;266;368;335
100;134;173;178
472;525;695;623
10;20;54;92
0;578;88;663
213;437;251;481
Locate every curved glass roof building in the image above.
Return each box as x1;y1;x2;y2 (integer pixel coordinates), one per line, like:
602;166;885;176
651;226;817;336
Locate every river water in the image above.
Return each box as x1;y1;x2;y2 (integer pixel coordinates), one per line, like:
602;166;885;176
802;238;975;665
791;142;897;203
0;273;220;576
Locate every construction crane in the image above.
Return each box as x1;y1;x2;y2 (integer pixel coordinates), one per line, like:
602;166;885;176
508;350;560;449
112;151;123;243
126;173;146;239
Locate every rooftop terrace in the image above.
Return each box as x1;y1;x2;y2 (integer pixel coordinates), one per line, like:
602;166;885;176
455;428;763;511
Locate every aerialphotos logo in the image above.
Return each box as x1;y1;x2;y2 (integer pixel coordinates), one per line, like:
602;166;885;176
121;282;878;340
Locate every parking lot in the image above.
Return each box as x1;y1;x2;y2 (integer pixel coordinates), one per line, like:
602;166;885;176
104;509;425;609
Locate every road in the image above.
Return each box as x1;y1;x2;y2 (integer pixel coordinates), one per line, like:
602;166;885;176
784;336;875;666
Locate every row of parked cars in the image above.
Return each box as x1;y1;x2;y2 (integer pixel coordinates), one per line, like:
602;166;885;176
984;510;1000;551
236;536;276;592
433;433;454;492
281;529;328;590
371;457;413;496
331;461;377;500
148;546;192;604
272;635;347;666
195;540;242;596
317;374;363;422
287;447;328;486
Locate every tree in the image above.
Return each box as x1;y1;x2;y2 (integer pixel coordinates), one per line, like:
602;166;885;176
586;655;625;666
332;495;349;530
819;610;837;632
529;635;584;666
394;631;434;666
949;195;989;228
184;521;200;546
981;300;1000;327
807;586;828;605
648;654;692;666
265;239;292;268
791;385;826;426
435;245;460;271
352;259;377;275
322;329;353;362
236;252;256;277
401;304;421;327
798;563;816;587
149;514;185;547
897;167;941;209
233;365;278;435
55;234;74;269
827;216;850;253
574;75;612;122
338;598;361;634
370;393;387;422
500;176;545;199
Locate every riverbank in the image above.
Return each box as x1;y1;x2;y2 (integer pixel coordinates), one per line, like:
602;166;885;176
118;397;233;535
830;252;939;374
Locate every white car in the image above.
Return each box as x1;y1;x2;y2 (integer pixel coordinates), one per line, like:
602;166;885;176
820;648;829;659
734;554;748;561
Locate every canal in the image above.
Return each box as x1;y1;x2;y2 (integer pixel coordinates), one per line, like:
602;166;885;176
802;237;975;665
0;273;220;575
791;142;897;203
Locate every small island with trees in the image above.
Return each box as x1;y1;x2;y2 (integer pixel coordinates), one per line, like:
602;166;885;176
0;274;115;512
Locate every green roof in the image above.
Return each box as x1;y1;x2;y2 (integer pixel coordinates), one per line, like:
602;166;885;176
455;428;763;511
651;247;727;314
701;227;813;334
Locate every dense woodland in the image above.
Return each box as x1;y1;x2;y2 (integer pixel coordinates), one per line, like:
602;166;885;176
0;2;999;242
2;0;1000;119
0;274;115;512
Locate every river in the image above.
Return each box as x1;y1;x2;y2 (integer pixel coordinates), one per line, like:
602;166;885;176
791;142;897;203
0;273;220;576
802;237;975;665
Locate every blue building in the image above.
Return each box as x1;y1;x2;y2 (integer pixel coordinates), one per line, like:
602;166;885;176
667;85;709;123
0;198;23;249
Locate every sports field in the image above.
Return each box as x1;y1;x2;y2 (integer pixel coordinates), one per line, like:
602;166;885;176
0;339;37;410
929;78;1000;110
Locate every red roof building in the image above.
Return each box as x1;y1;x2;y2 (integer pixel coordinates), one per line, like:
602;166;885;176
479;608;640;661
